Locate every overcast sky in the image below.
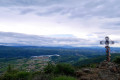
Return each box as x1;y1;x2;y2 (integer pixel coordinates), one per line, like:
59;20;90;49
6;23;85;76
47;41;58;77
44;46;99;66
0;0;120;47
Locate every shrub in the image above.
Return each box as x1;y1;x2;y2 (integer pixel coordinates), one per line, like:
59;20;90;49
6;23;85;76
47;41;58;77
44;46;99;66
53;76;76;80
32;71;42;76
90;64;97;68
0;65;19;80
44;62;55;74
0;71;31;80
54;63;75;75
113;56;120;64
7;64;12;73
1;72;16;80
16;71;31;80
32;73;53;80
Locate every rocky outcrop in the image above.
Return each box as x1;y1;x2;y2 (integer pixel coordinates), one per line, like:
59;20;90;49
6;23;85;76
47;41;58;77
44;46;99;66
76;61;120;80
99;69;120;80
99;60;120;73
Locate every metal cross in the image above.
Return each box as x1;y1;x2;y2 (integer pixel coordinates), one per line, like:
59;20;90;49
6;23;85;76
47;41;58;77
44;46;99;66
100;36;114;62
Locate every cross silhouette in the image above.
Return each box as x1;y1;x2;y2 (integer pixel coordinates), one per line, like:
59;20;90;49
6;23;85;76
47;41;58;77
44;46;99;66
100;36;114;62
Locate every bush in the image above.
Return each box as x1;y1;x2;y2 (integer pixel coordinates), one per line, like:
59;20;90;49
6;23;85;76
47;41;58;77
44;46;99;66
53;76;76;80
16;71;31;80
113;56;120;64
32;73;52;80
32;71;42;76
90;64;97;68
0;65;19;80
0;71;31;80
1;72;16;80
44;62;55;74
54;63;75;75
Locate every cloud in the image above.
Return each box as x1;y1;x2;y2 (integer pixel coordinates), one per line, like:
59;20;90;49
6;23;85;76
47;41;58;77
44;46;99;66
0;0;120;18
0;0;65;7
1;0;120;19
36;6;64;16
0;0;120;47
20;8;35;15
0;32;99;47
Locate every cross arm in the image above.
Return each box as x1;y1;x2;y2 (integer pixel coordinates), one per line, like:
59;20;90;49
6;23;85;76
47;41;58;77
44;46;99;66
100;41;105;45
109;41;114;44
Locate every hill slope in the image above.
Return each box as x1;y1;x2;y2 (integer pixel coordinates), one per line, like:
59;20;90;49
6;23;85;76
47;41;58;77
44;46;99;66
74;53;120;66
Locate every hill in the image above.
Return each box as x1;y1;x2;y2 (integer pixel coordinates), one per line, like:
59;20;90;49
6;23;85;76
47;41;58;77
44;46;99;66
74;53;120;66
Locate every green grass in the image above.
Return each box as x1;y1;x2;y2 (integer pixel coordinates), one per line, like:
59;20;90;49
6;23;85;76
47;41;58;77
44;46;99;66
53;76;76;80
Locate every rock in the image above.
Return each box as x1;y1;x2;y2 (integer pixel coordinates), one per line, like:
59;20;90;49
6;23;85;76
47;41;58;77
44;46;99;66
80;76;90;80
118;67;120;73
82;69;91;73
99;61;119;73
77;61;120;80
109;66;117;73
98;69;120;80
76;70;85;77
99;60;108;69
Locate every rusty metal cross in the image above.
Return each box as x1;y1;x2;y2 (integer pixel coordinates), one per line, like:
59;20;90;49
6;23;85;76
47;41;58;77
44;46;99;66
100;36;114;62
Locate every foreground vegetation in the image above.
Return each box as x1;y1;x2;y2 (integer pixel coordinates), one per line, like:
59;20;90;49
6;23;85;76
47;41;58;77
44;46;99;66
0;55;120;80
0;63;77;80
0;53;120;74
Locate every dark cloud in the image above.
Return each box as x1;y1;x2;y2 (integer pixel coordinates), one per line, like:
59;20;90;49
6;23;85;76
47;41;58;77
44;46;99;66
1;0;120;18
20;8;35;15
0;0;65;6
36;7;64;16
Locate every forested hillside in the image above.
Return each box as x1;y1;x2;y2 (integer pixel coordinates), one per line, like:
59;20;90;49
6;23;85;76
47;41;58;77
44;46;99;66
0;46;106;58
74;53;120;66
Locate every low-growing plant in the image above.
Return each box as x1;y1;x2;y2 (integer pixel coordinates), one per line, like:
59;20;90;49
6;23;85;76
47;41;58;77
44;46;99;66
53;76;76;80
90;64;97;68
32;73;53;80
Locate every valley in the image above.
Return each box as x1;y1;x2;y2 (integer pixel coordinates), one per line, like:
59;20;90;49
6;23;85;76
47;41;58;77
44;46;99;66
0;46;120;74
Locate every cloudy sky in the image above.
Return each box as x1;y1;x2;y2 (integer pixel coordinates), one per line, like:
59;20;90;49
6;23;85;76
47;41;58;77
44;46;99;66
0;0;120;47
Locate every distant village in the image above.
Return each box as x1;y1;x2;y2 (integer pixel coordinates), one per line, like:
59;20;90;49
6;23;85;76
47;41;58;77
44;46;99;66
31;54;60;60
24;54;60;72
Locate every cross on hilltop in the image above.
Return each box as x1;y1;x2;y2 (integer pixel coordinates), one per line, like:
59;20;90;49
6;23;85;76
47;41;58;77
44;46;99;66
100;36;114;62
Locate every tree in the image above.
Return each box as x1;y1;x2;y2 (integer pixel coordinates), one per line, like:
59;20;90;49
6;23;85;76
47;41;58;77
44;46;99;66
7;64;12;73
